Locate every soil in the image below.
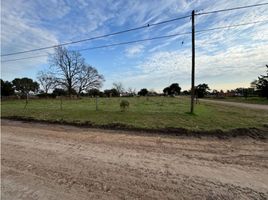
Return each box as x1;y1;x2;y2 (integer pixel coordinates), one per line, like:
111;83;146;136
1;120;268;200
200;99;268;111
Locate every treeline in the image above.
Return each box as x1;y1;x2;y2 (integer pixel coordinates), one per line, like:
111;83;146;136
1;77;267;99
1;45;267;99
209;65;268;99
0;78;208;99
1;78;39;97
1;46;105;99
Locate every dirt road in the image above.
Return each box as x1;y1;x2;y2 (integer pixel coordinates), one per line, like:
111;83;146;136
1;120;268;200
200;99;268;111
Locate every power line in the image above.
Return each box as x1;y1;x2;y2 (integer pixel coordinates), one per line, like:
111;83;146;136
1;54;49;62
2;2;268;57
77;32;191;52
1;15;191;57
196;2;268;16
2;19;267;63
1;32;192;62
196;19;268;34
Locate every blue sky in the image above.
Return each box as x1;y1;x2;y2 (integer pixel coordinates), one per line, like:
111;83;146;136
1;0;268;92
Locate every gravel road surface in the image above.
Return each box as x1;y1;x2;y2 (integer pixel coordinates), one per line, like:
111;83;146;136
200;99;268;111
1;120;268;199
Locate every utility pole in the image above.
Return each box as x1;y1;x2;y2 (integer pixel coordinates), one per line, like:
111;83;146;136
190;10;195;113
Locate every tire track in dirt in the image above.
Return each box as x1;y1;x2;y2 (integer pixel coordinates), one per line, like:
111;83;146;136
2;120;268;199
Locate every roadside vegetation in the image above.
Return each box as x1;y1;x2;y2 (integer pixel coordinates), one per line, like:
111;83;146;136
1;48;267;132
1;97;267;131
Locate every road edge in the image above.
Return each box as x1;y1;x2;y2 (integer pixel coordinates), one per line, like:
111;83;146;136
1;116;267;140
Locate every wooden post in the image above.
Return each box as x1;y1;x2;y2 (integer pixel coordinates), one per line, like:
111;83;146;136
60;96;63;111
190;10;195;113
24;93;28;109
96;96;98;111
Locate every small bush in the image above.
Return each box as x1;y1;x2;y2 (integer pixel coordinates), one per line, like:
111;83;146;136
120;100;130;112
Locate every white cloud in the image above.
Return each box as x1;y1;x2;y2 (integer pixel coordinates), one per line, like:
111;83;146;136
111;40;268;91
140;50;191;74
0;0;114;80
125;45;144;57
1;1;59;80
1;0;268;92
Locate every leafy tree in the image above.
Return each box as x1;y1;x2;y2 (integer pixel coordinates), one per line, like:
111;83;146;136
233;87;253;98
211;89;220;96
243;88;249;99
163;87;170;96
148;89;158;96
52;88;67;96
12;78;39;96
181;90;190;95
169;83;181;95
234;88;244;96
138;88;149;96
247;88;255;97
87;88;102;97
250;80;257;90
1;79;14;96
195;83;210;98
256;65;268;98
104;89;120;97
163;83;181;96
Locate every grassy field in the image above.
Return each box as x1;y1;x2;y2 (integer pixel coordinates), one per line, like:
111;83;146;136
1;97;268;131
206;96;268;105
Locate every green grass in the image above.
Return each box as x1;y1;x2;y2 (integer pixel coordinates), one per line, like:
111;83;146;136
1;97;268;131
206;96;268;105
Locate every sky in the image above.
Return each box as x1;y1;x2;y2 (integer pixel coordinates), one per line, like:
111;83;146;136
1;0;268;92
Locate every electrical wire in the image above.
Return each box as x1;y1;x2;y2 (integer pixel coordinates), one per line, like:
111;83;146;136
1;54;49;63
1;15;191;57
196;2;268;16
2;2;268;57
2;19;267;63
196;19;268;34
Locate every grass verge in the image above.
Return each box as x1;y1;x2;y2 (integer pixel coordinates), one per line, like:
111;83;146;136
1;97;267;131
2;116;268;140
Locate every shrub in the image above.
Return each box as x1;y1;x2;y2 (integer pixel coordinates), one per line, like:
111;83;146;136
120;100;129;112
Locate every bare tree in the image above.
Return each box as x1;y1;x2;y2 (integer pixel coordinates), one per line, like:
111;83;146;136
49;46;104;96
127;87;136;96
76;64;104;95
50;46;85;95
113;82;124;95
37;70;56;94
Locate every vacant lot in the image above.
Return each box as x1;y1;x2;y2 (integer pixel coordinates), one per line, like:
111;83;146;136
1;97;268;131
1;120;268;200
